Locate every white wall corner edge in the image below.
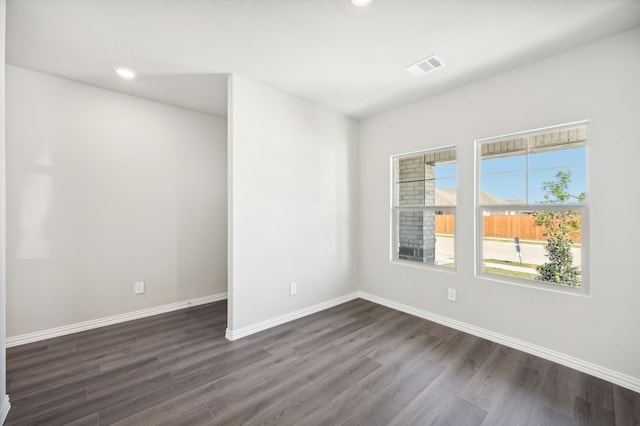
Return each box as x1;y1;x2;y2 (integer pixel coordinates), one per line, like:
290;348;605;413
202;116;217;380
5;293;228;348
0;395;10;425
225;292;360;341
357;291;640;394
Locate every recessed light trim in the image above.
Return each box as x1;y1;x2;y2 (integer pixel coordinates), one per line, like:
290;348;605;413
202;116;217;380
114;67;136;79
351;0;373;7
405;55;445;77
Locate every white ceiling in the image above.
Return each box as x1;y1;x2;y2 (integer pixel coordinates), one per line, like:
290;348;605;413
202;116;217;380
6;0;640;119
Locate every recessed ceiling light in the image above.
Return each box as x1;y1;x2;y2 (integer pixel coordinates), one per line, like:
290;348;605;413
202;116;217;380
405;55;445;77
351;0;373;7
114;67;136;79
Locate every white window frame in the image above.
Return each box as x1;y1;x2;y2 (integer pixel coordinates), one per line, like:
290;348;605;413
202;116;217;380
391;146;457;271
475;121;590;295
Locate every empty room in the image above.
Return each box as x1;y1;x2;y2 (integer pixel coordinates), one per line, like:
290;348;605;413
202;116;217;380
1;0;639;425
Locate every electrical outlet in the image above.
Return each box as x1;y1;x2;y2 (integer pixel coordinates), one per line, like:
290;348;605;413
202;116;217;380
134;281;145;295
447;288;456;302
290;282;297;295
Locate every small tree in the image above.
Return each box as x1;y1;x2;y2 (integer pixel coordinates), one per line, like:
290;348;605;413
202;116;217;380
534;170;584;286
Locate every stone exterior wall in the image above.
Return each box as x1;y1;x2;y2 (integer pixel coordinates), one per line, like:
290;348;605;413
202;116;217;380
396;155;435;263
480;126;587;158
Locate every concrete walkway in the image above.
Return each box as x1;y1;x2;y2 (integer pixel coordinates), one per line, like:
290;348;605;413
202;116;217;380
435;236;581;268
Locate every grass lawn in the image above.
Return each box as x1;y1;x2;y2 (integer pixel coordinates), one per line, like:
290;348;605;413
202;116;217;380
484;258;539;269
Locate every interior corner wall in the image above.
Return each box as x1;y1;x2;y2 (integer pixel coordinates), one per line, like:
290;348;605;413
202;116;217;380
358;28;640;381
227;75;358;331
5;66;228;337
1;0;9;418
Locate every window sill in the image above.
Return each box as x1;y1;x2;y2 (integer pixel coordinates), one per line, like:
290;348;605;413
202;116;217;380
391;259;457;273
477;271;590;297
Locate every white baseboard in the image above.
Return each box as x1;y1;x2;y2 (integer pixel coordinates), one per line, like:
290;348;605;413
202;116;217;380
6;293;227;348
6;288;638;394
358;291;640;394
0;394;10;425
225;292;360;341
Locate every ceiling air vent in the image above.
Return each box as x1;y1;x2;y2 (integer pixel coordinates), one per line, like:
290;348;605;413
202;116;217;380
405;55;445;77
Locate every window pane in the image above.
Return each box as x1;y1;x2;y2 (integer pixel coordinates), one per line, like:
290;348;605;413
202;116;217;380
480;172;526;205
432;178;457;206
528;166;586;204
435;163;457;179
481;153;526;174
397;152;456;208
528;146;585;170
396;155;424;183
435;210;455;267
397;181;424;207
481;138;527;159
528;145;586;204
482;209;582;287
397;209;455;267
432;177;457;190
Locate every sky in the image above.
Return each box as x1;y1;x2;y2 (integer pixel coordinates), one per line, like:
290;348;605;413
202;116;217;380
481;147;586;203
432;146;586;204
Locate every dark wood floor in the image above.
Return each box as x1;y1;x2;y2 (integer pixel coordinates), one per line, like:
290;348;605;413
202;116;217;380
4;299;639;425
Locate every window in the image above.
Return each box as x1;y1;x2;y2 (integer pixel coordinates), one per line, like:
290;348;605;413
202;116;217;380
392;147;456;268
477;121;588;289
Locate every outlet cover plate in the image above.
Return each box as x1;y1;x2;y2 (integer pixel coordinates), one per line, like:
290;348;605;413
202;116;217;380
447;288;456;302
134;281;145;294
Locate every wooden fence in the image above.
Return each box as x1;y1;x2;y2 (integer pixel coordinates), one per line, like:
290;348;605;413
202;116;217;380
435;214;581;242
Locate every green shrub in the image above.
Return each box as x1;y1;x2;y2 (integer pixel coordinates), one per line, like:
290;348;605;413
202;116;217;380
533;171;583;287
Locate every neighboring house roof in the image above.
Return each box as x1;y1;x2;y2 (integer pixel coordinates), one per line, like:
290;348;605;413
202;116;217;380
435;188;524;205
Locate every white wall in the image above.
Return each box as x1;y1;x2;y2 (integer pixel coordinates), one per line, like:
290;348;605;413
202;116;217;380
227;75;358;331
359;28;640;381
5;66;227;337
1;0;9;421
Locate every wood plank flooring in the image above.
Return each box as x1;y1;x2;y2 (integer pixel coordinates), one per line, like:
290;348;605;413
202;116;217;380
5;299;640;425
